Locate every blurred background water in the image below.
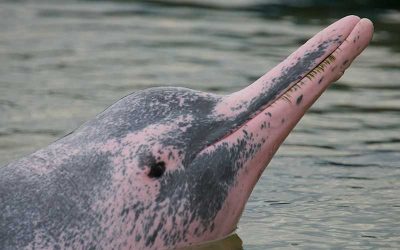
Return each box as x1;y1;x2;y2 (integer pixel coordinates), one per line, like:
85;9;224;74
0;0;399;249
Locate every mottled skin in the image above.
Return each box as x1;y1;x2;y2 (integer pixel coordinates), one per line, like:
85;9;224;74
0;16;373;250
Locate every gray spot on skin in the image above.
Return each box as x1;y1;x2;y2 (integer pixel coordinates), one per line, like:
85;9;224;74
296;95;303;105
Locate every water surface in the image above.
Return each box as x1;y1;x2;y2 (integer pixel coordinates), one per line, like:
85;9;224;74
0;0;399;249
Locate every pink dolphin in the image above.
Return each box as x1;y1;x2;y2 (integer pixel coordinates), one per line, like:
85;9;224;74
0;16;373;249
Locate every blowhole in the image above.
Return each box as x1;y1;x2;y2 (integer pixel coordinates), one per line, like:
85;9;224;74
148;161;166;178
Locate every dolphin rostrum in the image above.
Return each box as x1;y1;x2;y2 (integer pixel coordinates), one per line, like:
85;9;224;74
0;16;373;249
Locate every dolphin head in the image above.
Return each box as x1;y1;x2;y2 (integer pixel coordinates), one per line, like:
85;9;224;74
43;16;373;249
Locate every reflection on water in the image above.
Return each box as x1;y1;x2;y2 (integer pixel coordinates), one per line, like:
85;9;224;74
179;233;243;250
0;0;399;249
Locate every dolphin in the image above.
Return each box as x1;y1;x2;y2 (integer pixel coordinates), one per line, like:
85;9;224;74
0;16;373;250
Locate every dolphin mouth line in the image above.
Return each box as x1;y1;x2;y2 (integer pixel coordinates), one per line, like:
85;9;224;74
262;52;335;107
271;53;337;107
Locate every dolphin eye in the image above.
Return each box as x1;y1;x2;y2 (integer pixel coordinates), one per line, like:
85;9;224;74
148;161;166;178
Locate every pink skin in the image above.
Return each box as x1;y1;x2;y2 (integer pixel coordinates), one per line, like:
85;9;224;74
2;16;373;250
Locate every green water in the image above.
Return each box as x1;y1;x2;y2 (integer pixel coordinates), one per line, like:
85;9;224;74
0;0;399;249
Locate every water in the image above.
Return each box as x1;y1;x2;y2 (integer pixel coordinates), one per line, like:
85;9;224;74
1;0;399;249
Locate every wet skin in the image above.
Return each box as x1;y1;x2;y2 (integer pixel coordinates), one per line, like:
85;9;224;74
0;16;373;250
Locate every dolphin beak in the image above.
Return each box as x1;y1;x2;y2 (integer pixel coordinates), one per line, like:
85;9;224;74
212;15;373;162
203;16;373;235
240;15;373;159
